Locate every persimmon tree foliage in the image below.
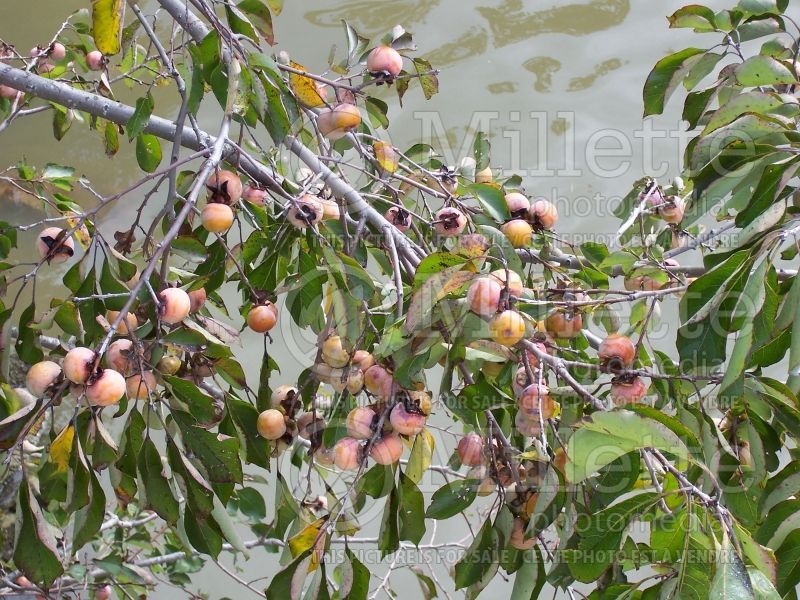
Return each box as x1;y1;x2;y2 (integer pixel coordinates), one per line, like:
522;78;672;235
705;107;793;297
0;0;800;598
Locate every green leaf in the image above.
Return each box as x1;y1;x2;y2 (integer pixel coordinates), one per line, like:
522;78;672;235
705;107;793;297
684;52;724;90
163;376;218;426
356;464;394;499
454;520;495;589
167;437;214;518
173;411;243;484
67;431;91;512
99;261;129;311
651;509;689;562
378;486;400;557
223;396;270;469
225;5;258;43
510;548;545;600
171;236;208;262
692;116;789;173
14;480;63;587
92;0;122;55
258;73;291;144
52;108;73;141
216;357;247;389
72;470;106;552
566;493;660;582
682;519;718;598
14;303;44;365
703;91;786;134
413;252;468;288
748;568;782;600
0;399;43;450
738;0;784;15
211;493;248;555
470;184;510;222
683;87;717;129
341;547;370;600
239;1;274;45
709;536;755;599
643;48;705;116
398;470;425;545
42;164;74;180
668;6;717;31
236;487;267;523
342;21;369;67
776;529;800;595
446;379;508;427
789;276;800;393
473;131;490;171
719;255;770;399
412;58;438;100
135;133;162;173
365;96;389;129
734;522;777;588
736;159;799;227
138;437;180;524
566;410;689;483
127;94;153;141
265;550;312;600
426;479;477;520
104;121;119;156
735;56;796;86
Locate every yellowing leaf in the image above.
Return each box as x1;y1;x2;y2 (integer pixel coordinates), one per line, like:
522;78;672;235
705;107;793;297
288;517;327;571
404;266;474;333
92;0;122;56
65;215;92;250
50;425;74;473
373;141;399;173
288;62;326;108
406;429;434;484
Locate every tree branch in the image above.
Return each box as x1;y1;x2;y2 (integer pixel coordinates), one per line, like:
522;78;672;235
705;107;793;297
0;61;423;272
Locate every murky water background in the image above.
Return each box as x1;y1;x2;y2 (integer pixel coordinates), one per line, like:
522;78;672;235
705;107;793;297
1;0;796;597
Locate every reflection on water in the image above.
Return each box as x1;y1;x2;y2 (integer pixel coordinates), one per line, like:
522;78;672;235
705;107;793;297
304;0;440;35
551;116;571;136
425;26;488;66
477;0;630;46
487;81;517;94
567;58;623;91
523;56;562;92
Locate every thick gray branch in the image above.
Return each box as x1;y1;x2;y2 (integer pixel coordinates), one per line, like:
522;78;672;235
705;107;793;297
0;60;422;268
